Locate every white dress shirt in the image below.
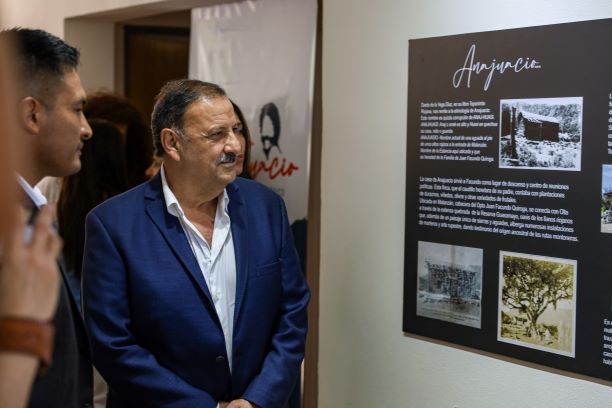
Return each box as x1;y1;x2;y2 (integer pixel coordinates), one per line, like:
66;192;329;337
18;175;48;243
35;176;62;205
18;175;48;207
160;167;237;371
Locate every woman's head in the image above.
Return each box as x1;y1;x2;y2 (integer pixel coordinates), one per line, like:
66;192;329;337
231;101;252;179
84;93;152;187
57;119;128;276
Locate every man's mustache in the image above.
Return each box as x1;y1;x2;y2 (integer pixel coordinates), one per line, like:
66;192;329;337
216;152;237;164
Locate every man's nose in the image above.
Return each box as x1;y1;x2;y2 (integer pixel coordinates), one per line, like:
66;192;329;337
81;117;93;140
225;129;242;150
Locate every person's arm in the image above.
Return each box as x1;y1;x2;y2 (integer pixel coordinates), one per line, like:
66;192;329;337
0;205;61;408
82;211;217;408
241;197;310;408
0;354;40;408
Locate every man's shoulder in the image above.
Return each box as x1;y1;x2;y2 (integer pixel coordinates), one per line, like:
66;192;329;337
230;177;281;202
89;179;153;218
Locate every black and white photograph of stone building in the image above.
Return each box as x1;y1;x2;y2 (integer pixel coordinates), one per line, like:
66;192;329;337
499;97;582;170
416;241;483;328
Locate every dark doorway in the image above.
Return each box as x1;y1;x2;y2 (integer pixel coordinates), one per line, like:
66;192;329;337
124;26;190;123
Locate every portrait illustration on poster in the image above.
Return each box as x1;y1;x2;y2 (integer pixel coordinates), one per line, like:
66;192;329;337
249;101;299;184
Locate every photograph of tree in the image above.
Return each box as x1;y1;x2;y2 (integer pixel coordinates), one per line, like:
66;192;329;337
601;165;612;233
499;97;582;171
498;251;576;357
417;241;483;328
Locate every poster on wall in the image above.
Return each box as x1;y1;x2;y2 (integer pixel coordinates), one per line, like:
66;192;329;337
403;18;612;381
188;0;317;226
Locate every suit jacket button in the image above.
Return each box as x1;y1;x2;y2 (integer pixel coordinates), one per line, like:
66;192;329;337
215;355;226;364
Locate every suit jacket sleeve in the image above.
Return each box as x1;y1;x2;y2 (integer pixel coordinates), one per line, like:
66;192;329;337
82;211;218;408
242;196;310;407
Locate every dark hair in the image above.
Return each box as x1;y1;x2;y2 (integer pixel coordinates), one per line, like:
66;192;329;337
259;102;281;138
57;119;127;278
84;93;152;188
151;79;227;157
259;102;282;159
1;28;80;105
231;100;252;179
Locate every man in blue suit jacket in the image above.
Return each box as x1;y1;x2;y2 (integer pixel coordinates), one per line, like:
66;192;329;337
82;79;309;408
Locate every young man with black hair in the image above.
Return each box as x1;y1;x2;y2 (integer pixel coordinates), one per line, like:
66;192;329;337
1;28;94;408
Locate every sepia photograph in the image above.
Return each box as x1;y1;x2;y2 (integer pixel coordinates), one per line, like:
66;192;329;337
416;241;483;328
498;251;577;357
499;97;583;170
601;165;612;233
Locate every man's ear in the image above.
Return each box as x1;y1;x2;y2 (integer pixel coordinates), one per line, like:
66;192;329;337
18;97;45;135
160;128;182;162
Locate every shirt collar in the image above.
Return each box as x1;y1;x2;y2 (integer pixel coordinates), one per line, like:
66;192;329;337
17;174;48;208
160;165;229;218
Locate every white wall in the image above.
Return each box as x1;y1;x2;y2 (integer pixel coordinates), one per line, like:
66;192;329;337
64;20;116;92
0;0;155;36
320;0;612;407
0;0;222;92
0;0;240;36
0;0;169;92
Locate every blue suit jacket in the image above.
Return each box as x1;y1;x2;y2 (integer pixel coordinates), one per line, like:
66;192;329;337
82;174;309;408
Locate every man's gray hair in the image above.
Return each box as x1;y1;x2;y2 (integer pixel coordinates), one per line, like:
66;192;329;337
151;79;227;157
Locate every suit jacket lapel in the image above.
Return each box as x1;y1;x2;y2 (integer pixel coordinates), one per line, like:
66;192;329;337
56;253;90;354
56;247;79;309
18;187;78;301
227;182;248;327
144;174;215;306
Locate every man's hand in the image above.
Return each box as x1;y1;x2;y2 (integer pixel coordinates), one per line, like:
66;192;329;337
227;399;256;408
0;205;62;320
